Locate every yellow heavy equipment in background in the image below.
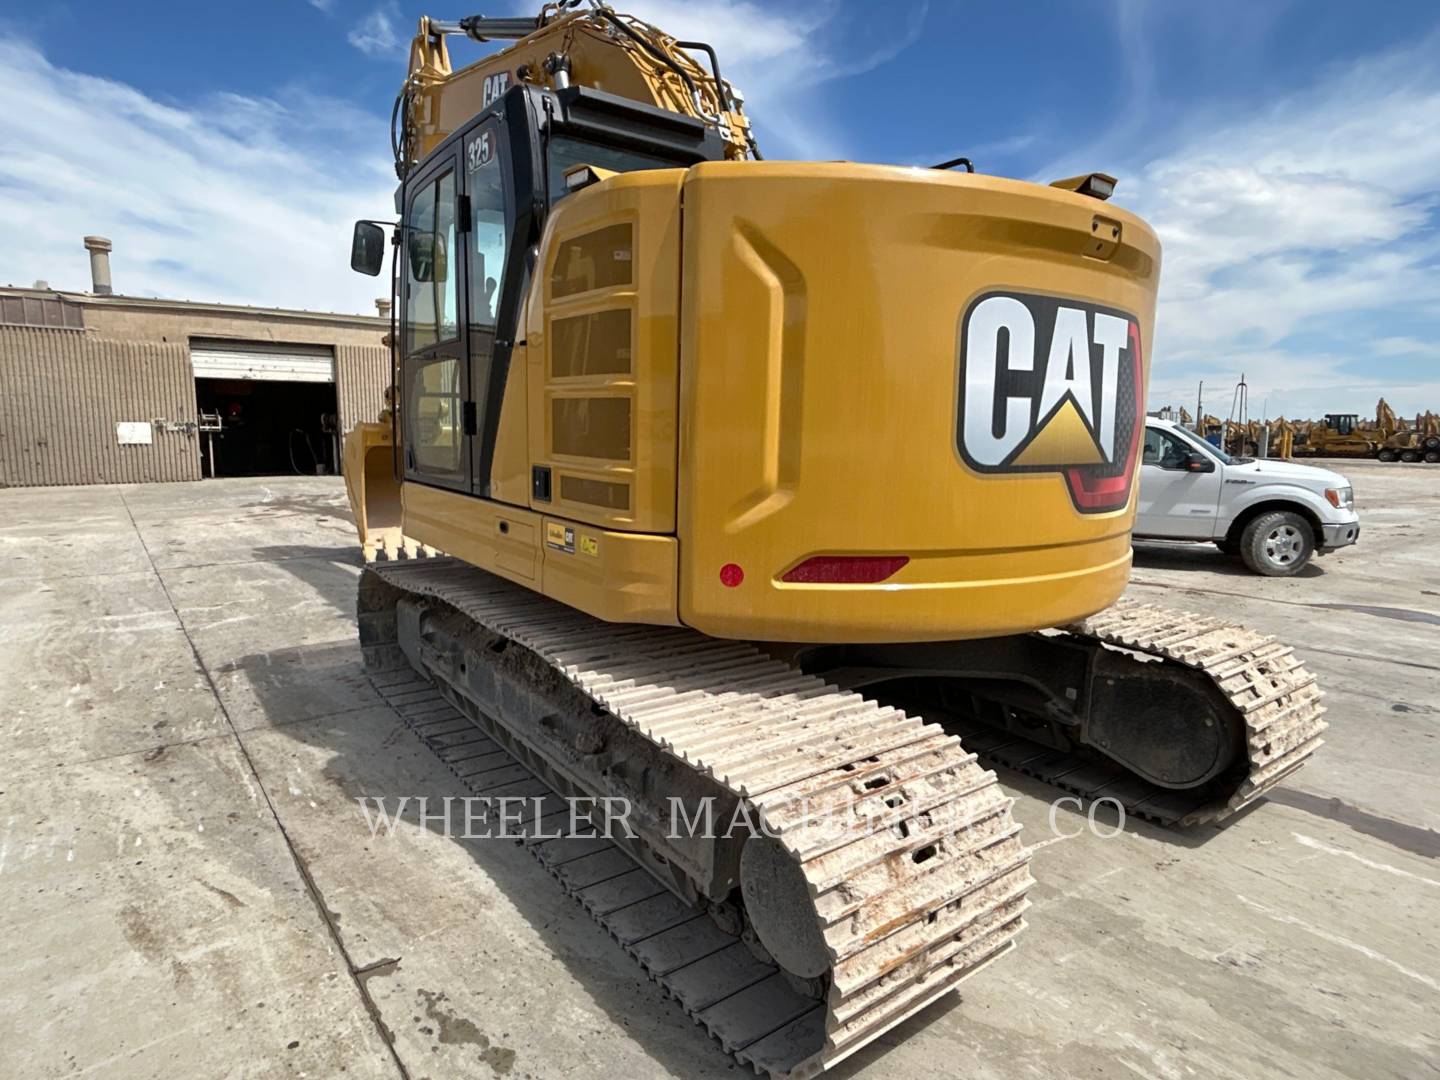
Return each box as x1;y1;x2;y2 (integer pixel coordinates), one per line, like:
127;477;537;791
341;4;1326;1074
1295;413;1369;457
1177;400;1439;463
1293;398;1440;462
1372;399;1440;462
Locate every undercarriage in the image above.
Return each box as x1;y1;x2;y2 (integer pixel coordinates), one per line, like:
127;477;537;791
790;602;1327;827
358;559;1324;1076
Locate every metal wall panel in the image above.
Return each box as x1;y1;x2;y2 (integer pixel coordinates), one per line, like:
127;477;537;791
336;343;391;435
0;294;85;330
0;327;201;486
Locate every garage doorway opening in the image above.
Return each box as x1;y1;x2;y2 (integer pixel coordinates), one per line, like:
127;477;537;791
190;340;339;478
195;378;338;477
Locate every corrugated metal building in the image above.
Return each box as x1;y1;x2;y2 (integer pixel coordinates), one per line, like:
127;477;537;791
0;241;390;487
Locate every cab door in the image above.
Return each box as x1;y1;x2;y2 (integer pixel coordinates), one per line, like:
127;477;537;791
462;119;515;498
1135;426;1223;538
399;151;470;491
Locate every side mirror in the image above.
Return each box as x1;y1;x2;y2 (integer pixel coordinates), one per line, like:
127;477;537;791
407;231;448;284
1185;452;1215;473
351;221;386;277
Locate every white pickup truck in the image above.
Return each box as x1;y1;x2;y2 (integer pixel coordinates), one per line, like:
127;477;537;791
1135;417;1360;576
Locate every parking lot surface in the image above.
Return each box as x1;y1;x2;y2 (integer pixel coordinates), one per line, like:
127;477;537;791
1;459;1435;1079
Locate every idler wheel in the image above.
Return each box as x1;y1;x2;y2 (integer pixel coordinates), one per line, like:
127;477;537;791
739;835;831;979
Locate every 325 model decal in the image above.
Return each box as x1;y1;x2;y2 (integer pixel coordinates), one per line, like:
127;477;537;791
957;291;1144;514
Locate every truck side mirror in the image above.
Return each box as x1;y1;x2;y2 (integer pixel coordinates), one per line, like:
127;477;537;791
351;221;386;277
1185;452;1215;473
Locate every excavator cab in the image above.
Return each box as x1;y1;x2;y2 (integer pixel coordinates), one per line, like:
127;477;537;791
1325;413;1358;436
345;81;723;558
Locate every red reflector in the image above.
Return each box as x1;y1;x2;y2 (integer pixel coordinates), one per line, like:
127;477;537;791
781;556;909;584
719;563;745;587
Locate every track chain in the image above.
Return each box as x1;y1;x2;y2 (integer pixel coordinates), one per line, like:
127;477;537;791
945;599;1327;826
362;559;1032;1078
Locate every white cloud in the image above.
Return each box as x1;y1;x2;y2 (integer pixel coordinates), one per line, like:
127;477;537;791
615;0;928;158
0;1;923;315
1121;35;1440;418
1373;336;1429;358
347;3;403;58
0;39;395;314
621;0;811;71
1146;349;1422;427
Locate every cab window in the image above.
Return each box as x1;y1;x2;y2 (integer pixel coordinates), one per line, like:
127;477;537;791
401;166;465;483
467;130;508;329
403;170;459;354
1143;428;1192;470
407;358;463;476
545;135;683;205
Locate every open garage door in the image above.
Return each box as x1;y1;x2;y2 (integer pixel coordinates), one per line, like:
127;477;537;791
190;340;339;477
190;340;335;382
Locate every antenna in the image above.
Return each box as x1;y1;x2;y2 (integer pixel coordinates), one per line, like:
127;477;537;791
1226;374;1249;456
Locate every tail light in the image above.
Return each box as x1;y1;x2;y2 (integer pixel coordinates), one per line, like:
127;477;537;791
780;556;909;584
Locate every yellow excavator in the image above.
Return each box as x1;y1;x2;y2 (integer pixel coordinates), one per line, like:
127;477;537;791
342;4;1326;1074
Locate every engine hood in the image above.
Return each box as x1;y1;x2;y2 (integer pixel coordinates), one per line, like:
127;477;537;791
1229;457;1348;489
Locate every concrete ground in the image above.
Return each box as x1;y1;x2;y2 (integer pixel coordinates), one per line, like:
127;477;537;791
0;460;1435;1080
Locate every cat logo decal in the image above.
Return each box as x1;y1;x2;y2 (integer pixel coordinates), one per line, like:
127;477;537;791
957;291;1144;513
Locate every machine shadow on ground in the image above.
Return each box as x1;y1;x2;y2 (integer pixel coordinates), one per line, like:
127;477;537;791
242;493;361;529
989;768;1253;851
1131;541;1325;578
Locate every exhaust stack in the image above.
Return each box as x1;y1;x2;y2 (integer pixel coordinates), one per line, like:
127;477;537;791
83;236;113;295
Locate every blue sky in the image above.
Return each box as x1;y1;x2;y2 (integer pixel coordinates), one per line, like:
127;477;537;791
2;0;1438;418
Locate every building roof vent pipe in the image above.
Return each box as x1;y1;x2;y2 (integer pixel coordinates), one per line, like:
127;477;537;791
83;235;113;295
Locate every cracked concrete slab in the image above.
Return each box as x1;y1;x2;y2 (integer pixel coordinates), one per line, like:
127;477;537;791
0;735;396;1079
0;497;151;581
210;640;387;734
123;479;360;570
160;555;378;732
238;704;736;1079
0;571;224;774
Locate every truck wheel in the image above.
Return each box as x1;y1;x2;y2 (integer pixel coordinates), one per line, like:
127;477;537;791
1240;511;1314;576
1215;538;1240;557
1377;448;1397;462
1426;450;1440;464
1423;435;1440;451
1401;449;1420;463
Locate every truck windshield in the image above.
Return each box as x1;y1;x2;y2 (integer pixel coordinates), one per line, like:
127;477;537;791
1172;426;1235;465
